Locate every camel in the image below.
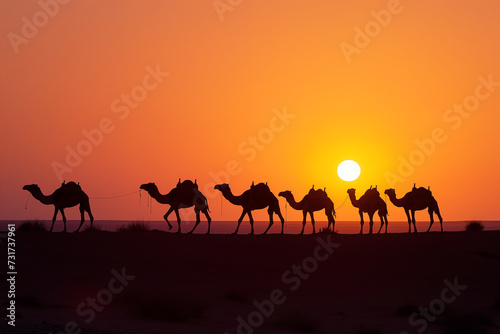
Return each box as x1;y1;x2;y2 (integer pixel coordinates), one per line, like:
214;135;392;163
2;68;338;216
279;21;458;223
347;186;388;234
22;181;94;232
140;179;211;233
384;184;443;233
278;186;336;234
214;182;285;234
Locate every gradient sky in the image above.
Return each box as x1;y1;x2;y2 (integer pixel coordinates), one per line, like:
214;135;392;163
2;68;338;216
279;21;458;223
1;0;500;224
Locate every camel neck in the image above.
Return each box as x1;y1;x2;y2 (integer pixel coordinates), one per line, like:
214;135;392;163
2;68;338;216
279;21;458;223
221;188;243;206
285;194;302;210
145;187;171;204
30;188;55;205
348;193;359;208
388;193;404;207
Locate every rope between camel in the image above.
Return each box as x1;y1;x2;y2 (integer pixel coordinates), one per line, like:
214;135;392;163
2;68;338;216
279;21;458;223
89;190;140;200
24;193;31;210
335;194;350;211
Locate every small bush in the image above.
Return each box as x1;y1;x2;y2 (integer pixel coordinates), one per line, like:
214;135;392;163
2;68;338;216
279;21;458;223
465;221;485;232
116;221;151;232
18;220;47;232
82;224;103;232
318;226;337;234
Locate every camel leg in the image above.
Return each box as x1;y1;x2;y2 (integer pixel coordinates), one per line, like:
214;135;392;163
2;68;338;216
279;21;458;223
60;209;67;233
359;210;364;234
368;212;374;234
426;207;435;232
75;205;86;232
411;210;417;233
233;210;247;234
274;207;285;234
310;212;316;234
50;207;58;232
384;215;388;233
325;208;335;232
377;215;384;234
405;209;412;233
163;207;174;230
435;205;444;233
86;202;94;230
248;211;255;235
189;210;201;234
263;210;274;235
300;211;307;235
174;209;182;233
203;208;211;234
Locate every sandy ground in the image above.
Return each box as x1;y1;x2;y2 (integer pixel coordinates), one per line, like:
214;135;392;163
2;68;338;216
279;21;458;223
1;230;500;334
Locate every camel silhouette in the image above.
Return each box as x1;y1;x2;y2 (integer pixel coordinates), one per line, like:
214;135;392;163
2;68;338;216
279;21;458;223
214;182;285;235
140;179;211;233
278;186;335;234
384;184;443;233
347;186;388;234
22;181;94;232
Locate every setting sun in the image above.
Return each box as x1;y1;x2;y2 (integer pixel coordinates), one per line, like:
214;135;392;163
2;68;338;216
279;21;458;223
337;160;361;182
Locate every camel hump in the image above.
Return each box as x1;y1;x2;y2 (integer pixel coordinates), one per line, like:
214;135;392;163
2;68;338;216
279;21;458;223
176;179;198;191
252;182;270;192
62;181;82;191
309;188;328;200
412;186;432;198
364;187;380;198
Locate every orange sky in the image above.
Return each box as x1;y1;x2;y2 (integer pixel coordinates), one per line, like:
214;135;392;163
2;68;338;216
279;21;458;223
1;0;500;224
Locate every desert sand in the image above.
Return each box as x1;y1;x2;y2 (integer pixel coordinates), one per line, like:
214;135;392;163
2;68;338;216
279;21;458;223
2;230;500;334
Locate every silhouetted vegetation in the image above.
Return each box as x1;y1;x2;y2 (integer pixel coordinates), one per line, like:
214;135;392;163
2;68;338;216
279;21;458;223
18;220;47;232
116;221;151;232
82;223;103;232
465;221;485;232
318;226;335;234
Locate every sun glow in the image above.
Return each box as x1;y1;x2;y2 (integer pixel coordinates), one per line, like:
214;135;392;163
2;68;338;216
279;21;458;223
337;160;361;182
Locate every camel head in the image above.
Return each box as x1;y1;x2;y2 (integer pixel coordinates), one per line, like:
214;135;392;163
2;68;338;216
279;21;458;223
23;184;40;193
384;188;396;197
347;188;356;196
214;183;229;192
278;190;292;198
139;183;157;193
